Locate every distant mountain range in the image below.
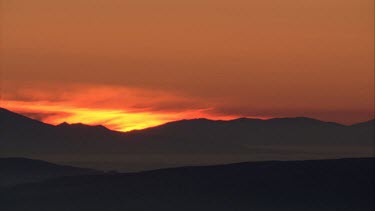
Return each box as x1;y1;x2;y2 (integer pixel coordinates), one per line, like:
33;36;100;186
0;157;373;211
1;107;373;171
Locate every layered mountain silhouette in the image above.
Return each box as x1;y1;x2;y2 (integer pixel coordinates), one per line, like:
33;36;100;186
0;157;373;211
0;157;101;186
1;108;374;210
1;107;373;170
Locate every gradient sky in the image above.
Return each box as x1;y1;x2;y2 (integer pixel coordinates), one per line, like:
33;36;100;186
1;0;374;131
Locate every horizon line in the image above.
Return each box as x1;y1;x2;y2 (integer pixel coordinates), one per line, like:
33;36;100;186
2;106;373;133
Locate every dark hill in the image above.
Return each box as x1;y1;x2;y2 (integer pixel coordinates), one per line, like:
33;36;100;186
0;158;373;211
0;157;101;186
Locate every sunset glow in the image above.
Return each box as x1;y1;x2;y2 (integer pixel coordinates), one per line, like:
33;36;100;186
1;0;374;128
1;85;241;131
1;1;374;208
2;100;240;132
2;101;165;131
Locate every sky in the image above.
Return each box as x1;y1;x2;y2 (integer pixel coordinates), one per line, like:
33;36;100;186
1;0;374;131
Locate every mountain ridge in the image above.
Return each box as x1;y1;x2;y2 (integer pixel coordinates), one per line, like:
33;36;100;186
2;107;373;133
1;107;373;171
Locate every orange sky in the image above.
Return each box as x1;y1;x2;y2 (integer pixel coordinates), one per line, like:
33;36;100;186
1;0;374;131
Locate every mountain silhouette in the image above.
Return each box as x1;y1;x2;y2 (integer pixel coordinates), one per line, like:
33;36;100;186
1;107;373;171
0;157;373;211
0;157;101;186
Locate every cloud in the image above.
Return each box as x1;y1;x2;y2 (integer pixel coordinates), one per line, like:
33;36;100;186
17;111;71;122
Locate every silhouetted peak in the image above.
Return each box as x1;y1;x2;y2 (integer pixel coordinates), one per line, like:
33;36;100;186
0;107;10;112
178;118;214;123
160;118;216;127
57;122;109;131
266;117;343;126
58;122;70;127
153;116;341;129
231;117;265;123
351;119;375;128
269;117;320;122
0;107;53;128
0;107;23;117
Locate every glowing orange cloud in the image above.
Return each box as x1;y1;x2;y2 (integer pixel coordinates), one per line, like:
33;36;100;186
1;85;245;131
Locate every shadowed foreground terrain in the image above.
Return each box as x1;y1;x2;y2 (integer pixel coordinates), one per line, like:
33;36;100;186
0;158;101;186
0;157;374;211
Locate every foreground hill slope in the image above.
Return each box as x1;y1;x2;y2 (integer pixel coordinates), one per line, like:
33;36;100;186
1;158;373;211
0;157;101;186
